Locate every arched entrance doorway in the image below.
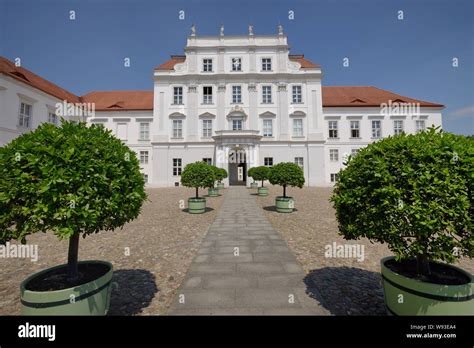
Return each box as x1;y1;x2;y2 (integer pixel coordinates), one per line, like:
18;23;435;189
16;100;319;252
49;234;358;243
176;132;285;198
228;146;247;186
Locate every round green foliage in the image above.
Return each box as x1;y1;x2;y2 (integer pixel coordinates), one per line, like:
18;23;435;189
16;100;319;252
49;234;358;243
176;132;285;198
331;128;473;266
181;162;216;191
268;162;305;189
248;167;256;181
0;121;147;244
250;166;270;184
214;167;228;182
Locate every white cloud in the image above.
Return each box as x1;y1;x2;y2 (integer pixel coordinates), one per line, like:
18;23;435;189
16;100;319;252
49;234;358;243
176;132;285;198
450;106;474;120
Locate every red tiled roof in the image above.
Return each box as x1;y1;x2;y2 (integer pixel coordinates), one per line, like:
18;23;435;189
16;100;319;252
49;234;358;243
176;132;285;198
289;54;320;69
322;86;444;107
154;55;186;71
81;91;154;111
0;56;81;103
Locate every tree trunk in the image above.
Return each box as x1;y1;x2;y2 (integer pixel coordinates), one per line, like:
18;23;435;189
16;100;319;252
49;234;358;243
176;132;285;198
195;187;199;199
283;185;286;198
416;254;431;277
261;180;264;188
67;232;80;283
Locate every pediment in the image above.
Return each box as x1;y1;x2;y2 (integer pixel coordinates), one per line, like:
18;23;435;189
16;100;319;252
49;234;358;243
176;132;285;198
259;111;276;118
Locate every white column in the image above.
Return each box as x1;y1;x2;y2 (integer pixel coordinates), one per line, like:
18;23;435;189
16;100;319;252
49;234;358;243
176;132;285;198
187;85;198;141
277;83;289;140
248;83;258;130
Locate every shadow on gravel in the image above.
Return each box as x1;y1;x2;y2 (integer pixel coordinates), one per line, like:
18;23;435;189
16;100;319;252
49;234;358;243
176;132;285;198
181;207;215;213
108;269;158;315
262;206;298;212
304;266;386;316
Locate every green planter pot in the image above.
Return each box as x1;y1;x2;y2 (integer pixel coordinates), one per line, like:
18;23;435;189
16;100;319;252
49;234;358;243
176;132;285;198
20;260;113;315
208;187;219;197
275;196;294;213
257;187;268;196
188;197;206;214
250;182;258;189
381;256;474;315
216;182;225;190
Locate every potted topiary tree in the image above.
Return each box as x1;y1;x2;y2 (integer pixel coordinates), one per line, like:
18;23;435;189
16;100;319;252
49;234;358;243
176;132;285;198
207;166;220;197
181;161;216;213
268;162;305;213
252;166;271;196
331;128;473;315
248;167;259;189
216;168;227;190
0;121;147;315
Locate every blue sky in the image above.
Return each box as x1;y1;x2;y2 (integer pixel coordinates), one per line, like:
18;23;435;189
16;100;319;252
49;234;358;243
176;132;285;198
1;0;473;135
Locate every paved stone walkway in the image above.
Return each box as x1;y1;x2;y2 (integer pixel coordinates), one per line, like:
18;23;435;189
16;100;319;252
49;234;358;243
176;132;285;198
169;186;330;315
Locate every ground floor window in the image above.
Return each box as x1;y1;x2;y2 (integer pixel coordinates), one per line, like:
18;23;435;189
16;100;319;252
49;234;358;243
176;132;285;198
329;149;339;161
173;158;182;176
140;151;149;164
264;157;273;167
143;174;148;183
203;158;212;165
351;148;360;155
294;157;303;169
330;173;339;182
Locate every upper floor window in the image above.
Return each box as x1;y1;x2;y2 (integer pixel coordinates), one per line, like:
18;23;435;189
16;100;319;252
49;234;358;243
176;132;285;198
172;119;183;138
415;120;425;133
264;157;273;167
350;120;360;138
203;86;213;104
173;158;182;176
173;87;183;105
295;157;304;169
202;158;212;165
393;120;404;135
140;151;149;164
232;119;243;131
292;85;302;103
328;121;338;138
293;119;303;137
48;112;58;125
139;122;150;140
202;119;212;137
18;102;32;128
262;85;272;104
232;86;242;103
231;58;242;71
372;120;382;138
203;58;213;72
263;119;273;137
329;149;339;162
262;58;272;71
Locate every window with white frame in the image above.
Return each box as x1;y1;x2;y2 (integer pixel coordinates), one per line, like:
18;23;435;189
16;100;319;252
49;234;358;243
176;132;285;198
48;112;58;125
328;121;338;138
351;148;359;156
139;151;149;164
293;119;303;137
139;122;150;140
173;158;182;176
415;120;425;133
262;58;272;71
350;120;360;138
232;119;243;131
330;173;339;183
172;119;183;138
202;119;212;137
263;119;273;137
232;86;242;103
264;157;273;167
231;58;242;71
173;87;183;104
203;58;213;72
202;158;212;165
372;120;382;138
292;85;302;103
18;102;32;128
203;86;213;104
295;157;304;169
329;149;339;161
143;174;148;183
262;85;272;103
393;120;404;135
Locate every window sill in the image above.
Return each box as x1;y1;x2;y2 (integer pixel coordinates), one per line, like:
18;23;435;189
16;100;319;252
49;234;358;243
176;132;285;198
350;137;362;140
171;137;184;140
138;139;150;141
261;102;274;105
171;103;184;106
292;136;305;139
201;103;214;106
291;102;304;105
201;71;214;73
327;137;340;140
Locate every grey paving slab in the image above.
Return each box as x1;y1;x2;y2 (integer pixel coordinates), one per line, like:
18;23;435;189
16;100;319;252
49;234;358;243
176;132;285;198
168;186;330;315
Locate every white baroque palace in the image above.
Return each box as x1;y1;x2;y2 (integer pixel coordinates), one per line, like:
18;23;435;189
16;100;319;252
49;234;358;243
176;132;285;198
0;26;444;186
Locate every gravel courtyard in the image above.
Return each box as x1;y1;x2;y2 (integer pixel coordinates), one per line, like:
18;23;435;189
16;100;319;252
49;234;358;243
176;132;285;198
0;187;225;315
255;185;474;315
